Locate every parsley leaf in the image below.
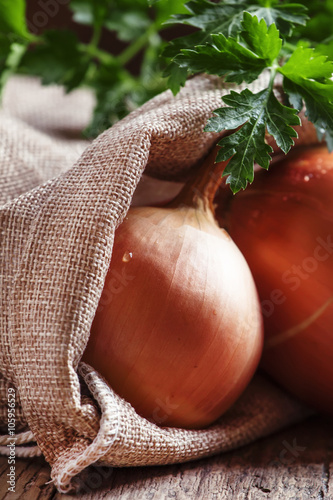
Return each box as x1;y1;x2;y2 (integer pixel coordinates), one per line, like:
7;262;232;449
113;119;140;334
283;77;333;150
163;0;249;91
0;37;26;92
175;33;267;84
205;89;273;192
172;12;282;87
264;90;300;153
164;0;249;39
205;88;300;192
245;3;308;36
164;4;332;192
105;11;151;42
19;31;88;92
0;0;30;95
240;12;282;62
279;45;333;146
164;0;307;40
0;0;31;40
163;0;308;91
279;45;333;97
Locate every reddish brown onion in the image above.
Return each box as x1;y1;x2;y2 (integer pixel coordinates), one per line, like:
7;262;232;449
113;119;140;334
216;145;333;414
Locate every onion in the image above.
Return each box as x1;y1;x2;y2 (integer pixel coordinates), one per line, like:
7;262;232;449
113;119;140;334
216;145;333;414
83;148;263;429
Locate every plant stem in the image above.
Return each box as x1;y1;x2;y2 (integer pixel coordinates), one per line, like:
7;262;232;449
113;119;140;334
84;17;106;64
89;22;102;51
268;63;278;90
116;23;158;67
168;145;230;213
80;44;140;94
81;43;114;65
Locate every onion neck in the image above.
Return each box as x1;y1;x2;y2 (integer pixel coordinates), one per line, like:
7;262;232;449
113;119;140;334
167;145;231;218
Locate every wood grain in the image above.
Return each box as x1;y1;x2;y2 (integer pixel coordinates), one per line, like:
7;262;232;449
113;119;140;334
1;415;333;499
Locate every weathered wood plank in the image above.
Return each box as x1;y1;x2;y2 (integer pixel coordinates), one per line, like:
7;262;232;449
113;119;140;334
1;416;333;499
0;455;55;499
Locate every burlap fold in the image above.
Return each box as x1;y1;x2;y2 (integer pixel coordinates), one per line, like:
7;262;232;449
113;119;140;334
0;74;316;494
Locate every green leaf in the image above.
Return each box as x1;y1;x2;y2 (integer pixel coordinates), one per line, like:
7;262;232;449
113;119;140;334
154;0;188;24
0;38;26;92
70;0;112;27
205;88;300;192
176;32;267;84
4;42;26;72
162;0;249;90
163;1;308;93
163;0;249;61
84;49;167;137
84;86;129;137
70;0;94;25
164;61;188;94
164;0;307;59
245;3;308;36
206;89;272;192
164;11;290;90
70;0;187;42
280;44;333;145
265;91;300;153
165;0;248;34
216;120;273;193
163;30;211;59
105;11;151;41
283;77;333;151
137;32;168;97
0;0;31;40
282;76;303;111
240;12;282;63
19;30;88;91
205;89;264;132
83;60;131;136
280;45;333;83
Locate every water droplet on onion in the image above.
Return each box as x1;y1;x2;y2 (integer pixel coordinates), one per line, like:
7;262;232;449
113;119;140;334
122;251;133;263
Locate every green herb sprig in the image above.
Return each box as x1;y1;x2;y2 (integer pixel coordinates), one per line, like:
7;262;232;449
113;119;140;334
164;0;333;192
0;0;188;136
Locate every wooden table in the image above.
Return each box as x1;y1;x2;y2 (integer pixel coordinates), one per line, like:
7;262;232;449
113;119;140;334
1;415;332;499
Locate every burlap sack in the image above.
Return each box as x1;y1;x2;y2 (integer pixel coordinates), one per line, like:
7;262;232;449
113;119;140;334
0;74;317;494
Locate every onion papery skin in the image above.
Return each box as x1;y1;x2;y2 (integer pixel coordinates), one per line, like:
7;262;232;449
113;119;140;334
83;203;263;429
216;145;333;414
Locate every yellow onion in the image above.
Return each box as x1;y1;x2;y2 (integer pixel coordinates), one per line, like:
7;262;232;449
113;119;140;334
216;145;333;414
83;149;263;429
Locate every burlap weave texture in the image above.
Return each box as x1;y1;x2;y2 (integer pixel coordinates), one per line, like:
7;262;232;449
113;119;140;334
0;74;315;493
